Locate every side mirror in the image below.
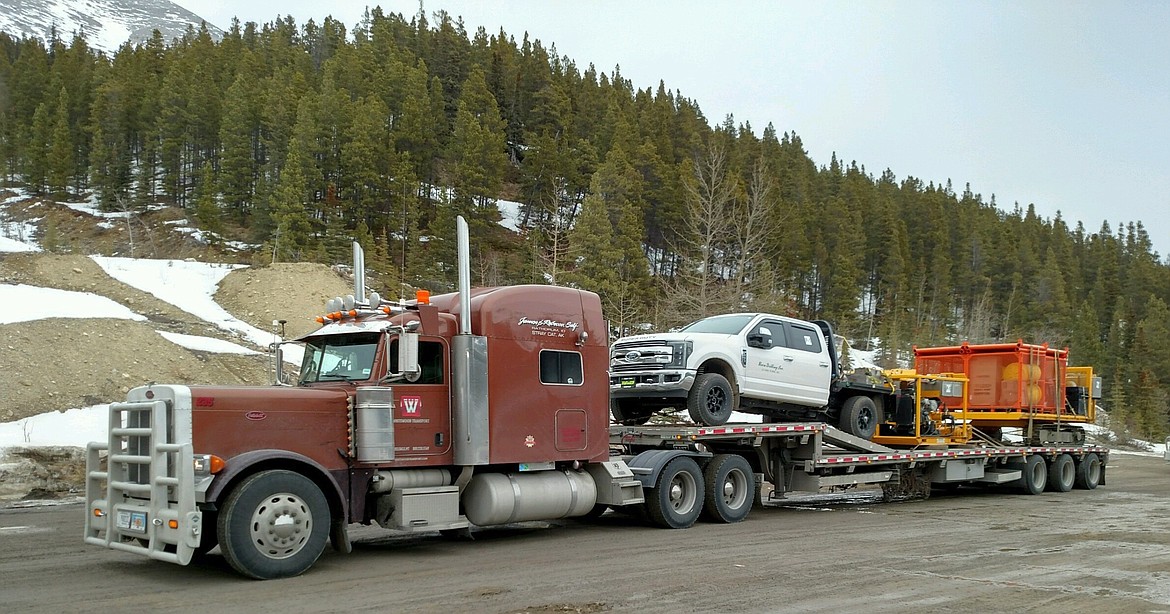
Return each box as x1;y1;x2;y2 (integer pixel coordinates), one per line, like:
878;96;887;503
389;332;420;380
273;343;285;385
746;333;772;349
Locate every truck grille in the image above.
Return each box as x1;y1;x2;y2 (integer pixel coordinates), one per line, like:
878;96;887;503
610;340;672;372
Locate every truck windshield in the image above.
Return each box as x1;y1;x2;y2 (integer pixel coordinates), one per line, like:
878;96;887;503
678;314;754;335
298;333;380;384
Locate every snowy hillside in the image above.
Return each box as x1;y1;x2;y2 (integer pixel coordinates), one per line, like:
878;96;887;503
0;0;222;54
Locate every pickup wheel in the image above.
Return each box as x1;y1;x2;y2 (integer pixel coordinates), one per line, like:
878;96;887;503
217;470;330;580
611;398;653;426
687;373;734;426
838;395;880;439
701;454;755;523
646;457;704;529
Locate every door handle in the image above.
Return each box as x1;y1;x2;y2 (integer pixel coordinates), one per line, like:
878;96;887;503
819;363;830;368
783;355;795;362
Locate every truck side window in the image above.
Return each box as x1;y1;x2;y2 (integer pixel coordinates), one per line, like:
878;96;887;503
756;321;786;348
540;350;583;385
388;339;445;384
785;324;823;353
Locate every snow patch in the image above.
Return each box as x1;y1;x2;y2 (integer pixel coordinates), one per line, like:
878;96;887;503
0;284;146;324
156;331;262;355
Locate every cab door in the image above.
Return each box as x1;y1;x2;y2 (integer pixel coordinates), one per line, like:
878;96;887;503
778;321;832;405
742;318;792;400
388;337;452;463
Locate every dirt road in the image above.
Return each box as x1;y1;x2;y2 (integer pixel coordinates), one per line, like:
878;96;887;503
2;452;1168;613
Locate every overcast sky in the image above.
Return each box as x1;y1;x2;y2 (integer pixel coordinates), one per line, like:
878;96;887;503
173;1;1170;258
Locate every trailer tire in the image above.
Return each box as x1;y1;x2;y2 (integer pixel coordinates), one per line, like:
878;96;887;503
611;398;653;426
1017;455;1048;495
839;395;880;440
1046;453;1075;492
701;454;755;523
1074;453;1102;490
646;457;704;529
217;470;330;580
687;373;734;426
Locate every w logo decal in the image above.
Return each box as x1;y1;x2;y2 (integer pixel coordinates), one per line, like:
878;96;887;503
401;396;422;416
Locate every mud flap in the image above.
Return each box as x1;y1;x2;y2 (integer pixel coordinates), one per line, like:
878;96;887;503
331;519;351;554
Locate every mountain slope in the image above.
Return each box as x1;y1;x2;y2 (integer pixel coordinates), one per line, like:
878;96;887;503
0;0;222;53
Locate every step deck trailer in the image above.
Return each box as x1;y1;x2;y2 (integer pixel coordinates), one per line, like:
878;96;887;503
611;422;1108;504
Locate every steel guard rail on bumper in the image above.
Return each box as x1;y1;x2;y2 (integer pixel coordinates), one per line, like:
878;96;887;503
83;399;201;565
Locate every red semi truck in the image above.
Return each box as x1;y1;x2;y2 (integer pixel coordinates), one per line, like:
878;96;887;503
83;217;1109;579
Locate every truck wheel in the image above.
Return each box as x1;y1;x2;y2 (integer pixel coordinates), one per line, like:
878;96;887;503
611;398;653;426
1074;453;1102;490
687;373;733;426
1046;453;1075;492
839;396;879;440
217;470;330;580
701;454;755;523
1017;455;1048;495
646;457;704;529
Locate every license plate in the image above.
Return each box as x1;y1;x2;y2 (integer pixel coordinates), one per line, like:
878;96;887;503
116;510;148;533
620;378;636;388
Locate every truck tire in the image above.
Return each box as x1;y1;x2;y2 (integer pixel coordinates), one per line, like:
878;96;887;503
611;398;653;426
646;457;704;529
687;373;734;426
838;395;880;440
1046;453;1075;492
217;469;331;580
1017;455;1048;495
1074;453;1102;490
701;454;755;523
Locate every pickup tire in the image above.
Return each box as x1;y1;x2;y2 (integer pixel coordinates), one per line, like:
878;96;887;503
687;373;734;426
611;398;653;426
838;395;880;439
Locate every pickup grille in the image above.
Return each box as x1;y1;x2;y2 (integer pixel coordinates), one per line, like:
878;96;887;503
610;340;672;372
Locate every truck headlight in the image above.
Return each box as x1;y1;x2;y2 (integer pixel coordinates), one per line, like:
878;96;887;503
667;341;692;368
193;454;225;476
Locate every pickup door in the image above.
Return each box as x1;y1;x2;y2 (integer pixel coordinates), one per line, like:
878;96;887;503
743;318;831;406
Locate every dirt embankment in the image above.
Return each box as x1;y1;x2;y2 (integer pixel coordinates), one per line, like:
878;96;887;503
0;247;351;423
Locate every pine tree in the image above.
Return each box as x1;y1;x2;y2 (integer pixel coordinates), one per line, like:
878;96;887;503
25;102;52;194
47;87;74;198
193;161;222;238
269;133;315;262
447;66;508;242
218;69;262;224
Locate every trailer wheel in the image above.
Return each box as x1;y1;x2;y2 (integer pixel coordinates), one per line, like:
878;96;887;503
1046;454;1075;492
687;373;734;426
217;470;330;580
839;395;880;440
646;457;704;529
1017;455;1048;495
611;398;653;426
702;454;755;523
1074;453;1102;490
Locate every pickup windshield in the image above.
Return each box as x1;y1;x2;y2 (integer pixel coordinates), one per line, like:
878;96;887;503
678;314;754;335
298;333;380;384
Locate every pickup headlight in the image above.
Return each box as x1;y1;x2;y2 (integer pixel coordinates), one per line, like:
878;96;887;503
666;341;692;368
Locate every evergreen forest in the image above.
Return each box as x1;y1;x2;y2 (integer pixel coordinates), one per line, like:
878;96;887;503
1;9;1168;440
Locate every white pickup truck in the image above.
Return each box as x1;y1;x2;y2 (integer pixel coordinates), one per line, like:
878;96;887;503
608;312;887;438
